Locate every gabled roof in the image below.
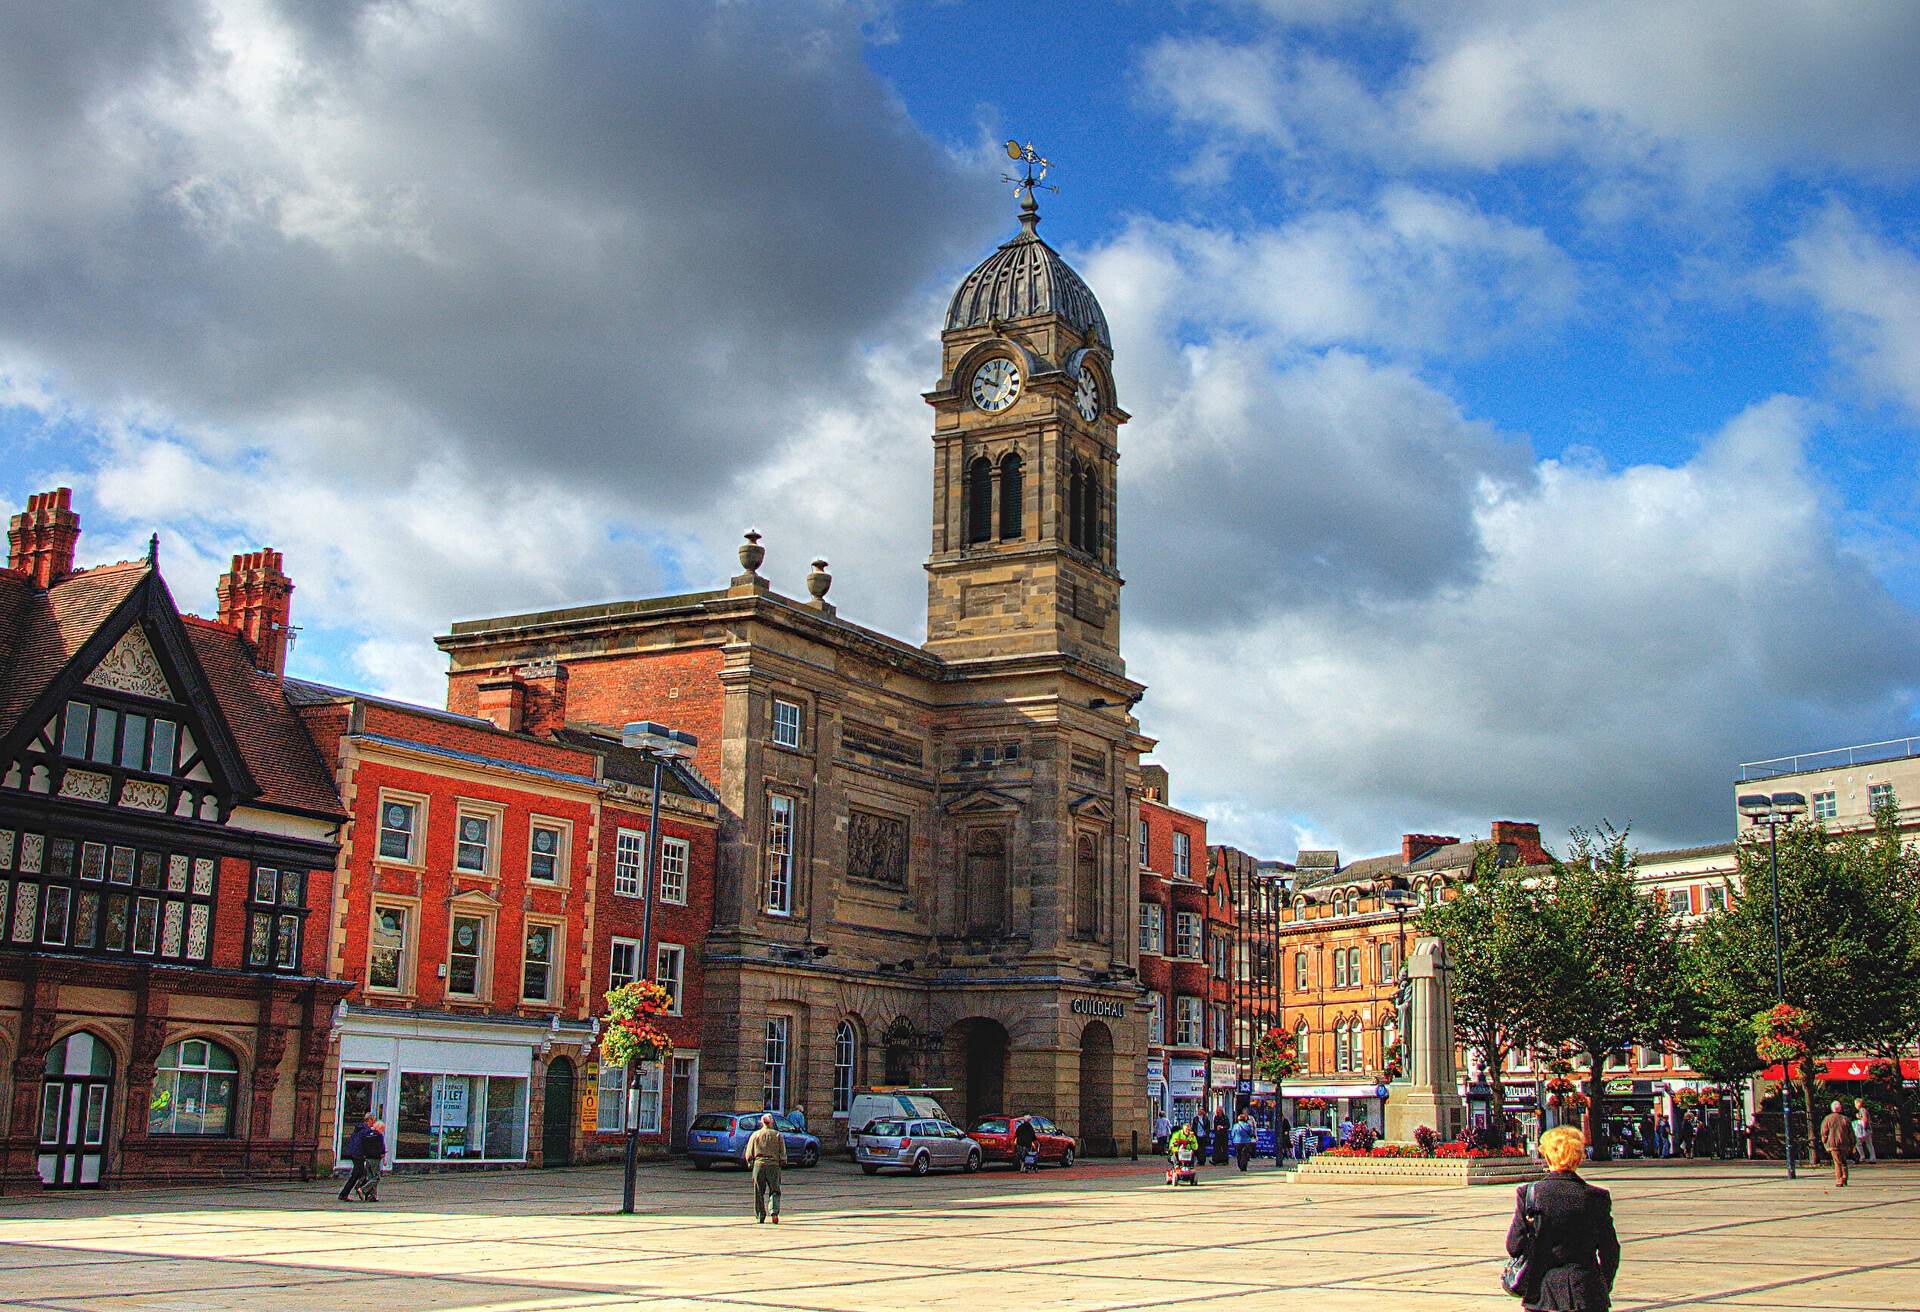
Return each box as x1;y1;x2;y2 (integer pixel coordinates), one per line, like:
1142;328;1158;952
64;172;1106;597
0;561;148;728
182;623;345;817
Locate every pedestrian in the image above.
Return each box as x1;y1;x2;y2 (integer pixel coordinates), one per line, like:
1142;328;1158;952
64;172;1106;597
1230;1112;1256;1170
1211;1108;1230;1165
337;1112;384;1203
1337;1115;1354;1147
1190;1114;1209;1166
1014;1115;1039;1172
1819;1100;1856;1187
1507;1125;1620;1310
746;1112;787;1222
1854;1103;1876;1163
1681;1109;1700;1159
1277;1114;1292;1160
790;1105;806;1132
1153;1111;1171;1154
1652;1114;1670;1159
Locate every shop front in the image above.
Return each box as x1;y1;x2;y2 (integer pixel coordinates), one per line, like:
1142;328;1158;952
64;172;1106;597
1168;1056;1206;1127
332;1007;596;1169
1284;1082;1384;1134
1145;1056;1166;1130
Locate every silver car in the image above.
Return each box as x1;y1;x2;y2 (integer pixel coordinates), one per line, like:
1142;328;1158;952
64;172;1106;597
855;1117;982;1176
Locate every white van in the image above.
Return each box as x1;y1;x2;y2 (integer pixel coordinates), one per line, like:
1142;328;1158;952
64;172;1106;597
847;1088;954;1136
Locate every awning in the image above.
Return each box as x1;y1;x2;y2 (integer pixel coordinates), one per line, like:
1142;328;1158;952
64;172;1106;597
1761;1058;1919;1082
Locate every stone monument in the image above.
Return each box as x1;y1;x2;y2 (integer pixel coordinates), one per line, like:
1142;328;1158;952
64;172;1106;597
1384;935;1466;1143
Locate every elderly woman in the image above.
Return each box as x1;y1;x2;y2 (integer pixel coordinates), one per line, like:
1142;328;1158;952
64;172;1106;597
1507;1126;1620;1310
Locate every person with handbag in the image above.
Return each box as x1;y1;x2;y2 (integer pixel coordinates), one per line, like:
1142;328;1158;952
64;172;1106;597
1505;1125;1620;1310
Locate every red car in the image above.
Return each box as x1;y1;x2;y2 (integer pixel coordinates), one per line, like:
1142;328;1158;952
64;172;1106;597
969;1114;1077;1168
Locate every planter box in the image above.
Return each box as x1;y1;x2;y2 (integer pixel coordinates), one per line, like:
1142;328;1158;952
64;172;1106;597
1290;1153;1545;1187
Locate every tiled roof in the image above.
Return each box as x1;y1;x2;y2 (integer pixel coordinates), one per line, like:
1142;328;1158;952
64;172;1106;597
182;621;346;818
0;561;147;727
552;724;720;804
1290;839;1490;893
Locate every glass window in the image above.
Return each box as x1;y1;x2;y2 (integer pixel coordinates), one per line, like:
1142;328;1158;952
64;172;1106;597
1705;884;1727;912
632;1060;663;1133
609;937;640;991
150;1038;239;1136
1379;940;1395;979
1295;1022;1310;1071
1174;912;1200;959
1172;832;1190;878
378;799;418;862
397;1072;527;1162
1868;782;1896;812
528;822;563;882
1294;952;1308;990
659;837;689;904
771;698;803;749
148;719;177;774
762;1017;789;1111
1175;996;1203;1046
1148;993;1164;1045
1137;903;1164;954
1812;790;1837;820
654;943;684;1015
118;714;148;770
1336;1022;1351;1072
448;914;485;997
370;905;408;990
522;923;555;1002
765;794;796;915
1138;817;1149;866
597;1063;627;1133
1334;950;1348;988
833;1021;857;1115
455;811;493;873
89;707;117;764
614;829;645;898
61;702;90;758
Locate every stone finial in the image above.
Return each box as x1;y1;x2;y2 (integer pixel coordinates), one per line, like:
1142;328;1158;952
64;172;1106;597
738;529;765;576
729;529;771;597
805;559;835;615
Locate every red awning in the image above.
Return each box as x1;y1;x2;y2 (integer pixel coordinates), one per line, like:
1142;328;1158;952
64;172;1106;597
1760;1058;1919;1082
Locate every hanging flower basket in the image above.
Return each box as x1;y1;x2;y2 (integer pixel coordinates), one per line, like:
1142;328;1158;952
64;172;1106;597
600;980;676;1069
1752;1003;1813;1065
1674;1088;1701;1110
1253;1026;1300;1083
1295;1096;1329;1111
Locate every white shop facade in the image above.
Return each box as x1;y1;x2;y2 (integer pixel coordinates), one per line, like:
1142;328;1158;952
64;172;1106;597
332;1005;597;1168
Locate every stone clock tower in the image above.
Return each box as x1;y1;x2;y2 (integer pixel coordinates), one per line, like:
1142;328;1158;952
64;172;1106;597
924;190;1127;675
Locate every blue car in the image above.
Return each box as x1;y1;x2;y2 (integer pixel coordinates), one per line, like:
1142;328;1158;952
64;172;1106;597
687;1111;820;1169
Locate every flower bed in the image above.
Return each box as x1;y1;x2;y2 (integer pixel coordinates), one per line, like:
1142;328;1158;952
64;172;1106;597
1321;1143;1530;1160
1294;1144;1544;1187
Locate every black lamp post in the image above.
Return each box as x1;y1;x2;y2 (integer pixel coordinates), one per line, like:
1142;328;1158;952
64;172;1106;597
618;720;697;1215
1737;789;1807;1181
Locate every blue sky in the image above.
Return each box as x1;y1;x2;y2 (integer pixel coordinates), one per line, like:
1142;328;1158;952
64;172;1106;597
4;1;1919;858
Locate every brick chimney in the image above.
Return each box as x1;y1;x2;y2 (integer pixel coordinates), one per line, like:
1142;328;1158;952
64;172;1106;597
475;674;527;734
1141;763;1169;802
1401;833;1459;866
7;488;82;589
518;661;569;736
216;549;295;678
1490;820;1547;865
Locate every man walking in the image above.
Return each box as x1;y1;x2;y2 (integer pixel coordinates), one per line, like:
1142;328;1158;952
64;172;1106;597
337;1113;384;1203
1819;1100;1856;1187
1230;1112;1256;1171
746;1113;787;1222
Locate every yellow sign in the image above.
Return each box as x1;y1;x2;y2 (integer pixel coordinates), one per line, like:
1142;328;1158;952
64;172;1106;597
581;1084;599;1127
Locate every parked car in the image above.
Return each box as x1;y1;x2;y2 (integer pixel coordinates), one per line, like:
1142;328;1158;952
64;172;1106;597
968;1114;1077;1169
687;1111;820;1169
854;1117;981;1176
847;1088;954;1136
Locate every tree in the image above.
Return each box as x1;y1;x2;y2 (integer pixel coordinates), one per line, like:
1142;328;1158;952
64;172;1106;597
1419;843;1554;1136
1529;824;1688;1161
1686;808;1920;1161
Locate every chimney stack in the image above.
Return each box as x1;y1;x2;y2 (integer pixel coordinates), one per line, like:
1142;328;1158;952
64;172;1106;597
1490;820;1547;865
1401;833;1459;866
1140;762;1169;802
7;488;82;589
475;675;528;734
516;661;569;735
216;549;295;678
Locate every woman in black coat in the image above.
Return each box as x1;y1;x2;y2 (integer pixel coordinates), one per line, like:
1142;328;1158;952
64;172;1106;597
1507;1126;1620;1310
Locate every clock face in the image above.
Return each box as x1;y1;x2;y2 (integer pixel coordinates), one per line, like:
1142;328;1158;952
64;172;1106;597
970;358;1021;412
1074;365;1100;422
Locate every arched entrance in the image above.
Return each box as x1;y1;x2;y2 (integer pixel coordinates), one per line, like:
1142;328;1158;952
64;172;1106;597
949;1019;1010;1127
38;1031;115;1187
1078;1020;1114;1157
881;1017;917;1085
541;1056;575;1167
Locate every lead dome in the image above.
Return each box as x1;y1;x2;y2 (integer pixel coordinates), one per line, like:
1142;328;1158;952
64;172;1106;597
944;197;1110;348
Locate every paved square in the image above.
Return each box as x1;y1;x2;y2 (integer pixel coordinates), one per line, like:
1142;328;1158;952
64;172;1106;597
0;1158;1915;1310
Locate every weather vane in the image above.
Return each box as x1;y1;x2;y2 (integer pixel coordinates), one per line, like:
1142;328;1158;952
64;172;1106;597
1003;139;1059;204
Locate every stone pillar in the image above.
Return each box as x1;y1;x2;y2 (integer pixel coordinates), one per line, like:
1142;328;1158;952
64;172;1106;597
1384;936;1465;1144
2;972;60;1191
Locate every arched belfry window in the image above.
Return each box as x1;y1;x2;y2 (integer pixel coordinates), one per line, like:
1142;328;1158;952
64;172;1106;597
998;452;1023;539
1083;469;1101;558
1067;462;1086;550
1074;833;1100;940
967;456;993;545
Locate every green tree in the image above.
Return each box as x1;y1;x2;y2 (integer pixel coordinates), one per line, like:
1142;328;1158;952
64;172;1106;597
1687;808;1920;1161
1529;824;1688;1161
1419;843;1554;1132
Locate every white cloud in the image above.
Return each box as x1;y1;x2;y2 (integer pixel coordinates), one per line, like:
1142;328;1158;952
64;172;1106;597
1781;205;1920;422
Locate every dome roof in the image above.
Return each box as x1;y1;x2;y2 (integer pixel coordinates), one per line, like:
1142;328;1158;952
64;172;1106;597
945;202;1110;348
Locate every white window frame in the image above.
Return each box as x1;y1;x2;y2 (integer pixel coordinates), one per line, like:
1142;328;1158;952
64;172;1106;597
1295;1022;1310;1071
453;804;499;876
1294;952;1308;990
654;942;685;1015
1175;995;1203;1047
658;836;689;905
614;828;646;899
1705;883;1727;913
1138;903;1163;955
521;919;560;1005
596;1063;627;1133
762;1017;789;1111
368;902;413;994
832;1021;857;1117
771;697;803;750
446;909;490;1000
1172;831;1190;878
1869;782;1896;811
1334;950;1348;988
1138;817;1149;867
1174;911;1201;960
609;936;641;991
1148;993;1165;1045
765;793;796;916
1812;790;1838;820
527;818;568;884
632;1060;663;1133
375;791;425;865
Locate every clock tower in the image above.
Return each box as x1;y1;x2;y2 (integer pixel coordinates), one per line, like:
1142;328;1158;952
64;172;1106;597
924;189;1127;674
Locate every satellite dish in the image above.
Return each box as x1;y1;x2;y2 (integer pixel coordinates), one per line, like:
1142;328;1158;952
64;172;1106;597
1006;139;1023;160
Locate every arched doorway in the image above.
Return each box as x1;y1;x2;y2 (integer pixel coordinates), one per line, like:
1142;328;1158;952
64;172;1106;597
1078;1020;1114;1157
541;1056;575;1167
950;1019;1009;1127
38;1031;115;1187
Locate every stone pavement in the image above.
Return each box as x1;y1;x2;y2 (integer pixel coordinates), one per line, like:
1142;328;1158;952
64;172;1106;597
0;1156;1915;1310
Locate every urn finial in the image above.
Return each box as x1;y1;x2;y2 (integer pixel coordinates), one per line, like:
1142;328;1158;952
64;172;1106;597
738;529;765;576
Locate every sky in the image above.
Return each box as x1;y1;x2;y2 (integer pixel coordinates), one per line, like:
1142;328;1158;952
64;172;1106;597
3;0;1919;860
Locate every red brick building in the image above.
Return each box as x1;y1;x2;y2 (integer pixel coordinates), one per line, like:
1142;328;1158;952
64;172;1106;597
0;489;351;1190
291;682;719;1170
1136;766;1234;1128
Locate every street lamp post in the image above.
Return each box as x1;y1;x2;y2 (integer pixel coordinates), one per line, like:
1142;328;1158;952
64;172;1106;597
618;721;698;1216
1737;789;1808;1181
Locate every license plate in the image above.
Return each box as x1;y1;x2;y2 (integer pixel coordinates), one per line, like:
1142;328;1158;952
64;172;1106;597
696;1136;715;1144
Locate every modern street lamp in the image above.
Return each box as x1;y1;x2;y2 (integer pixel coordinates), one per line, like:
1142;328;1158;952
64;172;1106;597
1381;883;1416;974
617;720;698;1215
1737;789;1807;1181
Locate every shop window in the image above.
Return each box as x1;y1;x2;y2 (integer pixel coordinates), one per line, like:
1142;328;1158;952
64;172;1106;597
659;837;689;904
395;1072;527;1162
149;1038;239;1136
528;821;565;882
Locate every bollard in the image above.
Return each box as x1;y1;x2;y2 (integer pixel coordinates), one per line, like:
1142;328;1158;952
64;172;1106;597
1130;1130;1138;1160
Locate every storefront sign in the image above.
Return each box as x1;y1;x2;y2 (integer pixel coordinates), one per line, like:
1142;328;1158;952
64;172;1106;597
1168;1058;1207;1098
1146;1057;1165;1082
1605;1078;1634;1095
1210;1061;1240;1090
1071;997;1127;1019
